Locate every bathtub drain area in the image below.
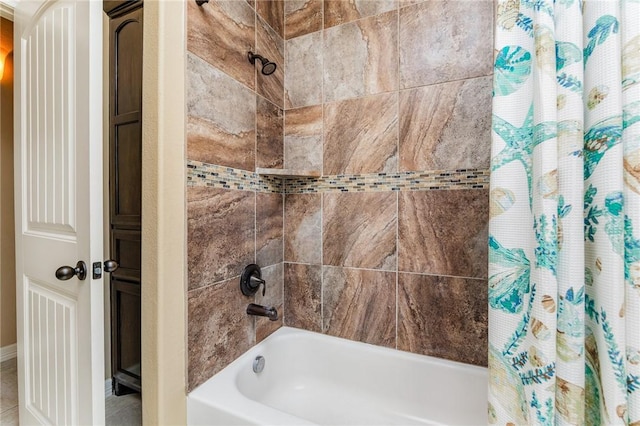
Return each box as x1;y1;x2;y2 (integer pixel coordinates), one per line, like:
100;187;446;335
248;376;436;425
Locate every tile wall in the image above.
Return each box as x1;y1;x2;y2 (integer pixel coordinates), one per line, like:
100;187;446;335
186;0;285;390
281;0;492;367
186;0;493;391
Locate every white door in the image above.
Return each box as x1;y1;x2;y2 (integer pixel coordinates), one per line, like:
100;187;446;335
14;0;105;424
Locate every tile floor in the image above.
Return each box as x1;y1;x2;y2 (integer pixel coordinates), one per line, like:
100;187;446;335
0;358;142;425
0;359;18;425
105;392;142;426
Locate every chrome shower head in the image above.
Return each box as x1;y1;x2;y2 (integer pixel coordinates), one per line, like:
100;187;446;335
248;51;277;76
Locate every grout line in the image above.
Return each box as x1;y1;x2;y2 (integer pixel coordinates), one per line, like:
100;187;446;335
323;6;397;32
320;1;327;340
189;273;245;294
284;262;396;275
282;191;287;325
398;270;488;281
254;190;258;267
396;73;494;94
395;191;399;350
320;1;325;336
281;0;286;114
282;262;486;282
395;1;400;351
254;4;258;92
320;192;324;333
283;109;287;170
255;4;284;44
283;261;321;267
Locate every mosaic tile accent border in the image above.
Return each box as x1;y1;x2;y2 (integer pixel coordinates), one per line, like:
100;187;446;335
285;170;490;193
187;160;490;194
187;161;284;193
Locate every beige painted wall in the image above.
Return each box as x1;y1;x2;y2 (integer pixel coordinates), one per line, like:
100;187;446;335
141;0;187;423
0;15;16;349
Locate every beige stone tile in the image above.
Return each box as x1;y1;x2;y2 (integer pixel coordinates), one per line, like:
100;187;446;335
323;192;397;270
285;0;323;39
187;0;256;90
187;53;256;171
256;192;284;266
0;406;18;426
256;16;285;108
285;32;323;108
187;187;255;290
283;263;322;332
398;273;488;366
255;263;284;341
324;0;396;28
399;0;493;89
398;0;426;6
399;76;492;171
284;105;323;170
256;0;285;38
188;277;255;390
323;266;396;347
256;96;284;169
324;93;397;175
106;393;141;426
0;359;18;414
284;194;322;264
398;189;488;278
323;10;398;103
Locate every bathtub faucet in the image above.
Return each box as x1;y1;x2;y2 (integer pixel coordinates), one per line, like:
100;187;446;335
246;303;279;321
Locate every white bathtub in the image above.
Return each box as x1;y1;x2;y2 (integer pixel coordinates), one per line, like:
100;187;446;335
188;327;487;425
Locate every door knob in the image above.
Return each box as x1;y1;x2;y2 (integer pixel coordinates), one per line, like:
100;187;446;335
92;260;119;279
104;260;119;273
55;261;87;281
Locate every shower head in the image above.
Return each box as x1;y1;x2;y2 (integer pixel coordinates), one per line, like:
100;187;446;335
248;51;277;76
261;61;277;76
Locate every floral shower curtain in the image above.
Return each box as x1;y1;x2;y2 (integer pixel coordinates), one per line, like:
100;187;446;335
489;0;640;423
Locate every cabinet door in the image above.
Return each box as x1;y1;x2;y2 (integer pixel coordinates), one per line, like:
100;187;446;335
108;3;143;395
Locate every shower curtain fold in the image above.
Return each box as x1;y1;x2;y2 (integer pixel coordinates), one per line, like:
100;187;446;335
489;0;640;424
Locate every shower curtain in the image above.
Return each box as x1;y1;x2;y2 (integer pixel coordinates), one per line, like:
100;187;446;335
489;0;640;424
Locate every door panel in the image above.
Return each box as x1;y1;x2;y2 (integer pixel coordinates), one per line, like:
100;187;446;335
111;229;141;282
25;279;76;425
113;121;142;222
114;18;142;116
24;4;75;236
15;0;104;424
111;280;141;379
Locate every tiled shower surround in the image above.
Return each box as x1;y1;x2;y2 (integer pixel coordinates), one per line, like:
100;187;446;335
186;0;492;390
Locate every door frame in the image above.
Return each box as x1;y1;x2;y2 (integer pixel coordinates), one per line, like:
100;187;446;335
6;0;187;422
140;1;186;423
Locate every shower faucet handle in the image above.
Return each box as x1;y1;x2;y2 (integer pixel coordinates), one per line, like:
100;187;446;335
240;264;266;297
250;275;266;296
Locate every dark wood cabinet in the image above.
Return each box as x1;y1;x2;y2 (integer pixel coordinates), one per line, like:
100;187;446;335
105;0;143;396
